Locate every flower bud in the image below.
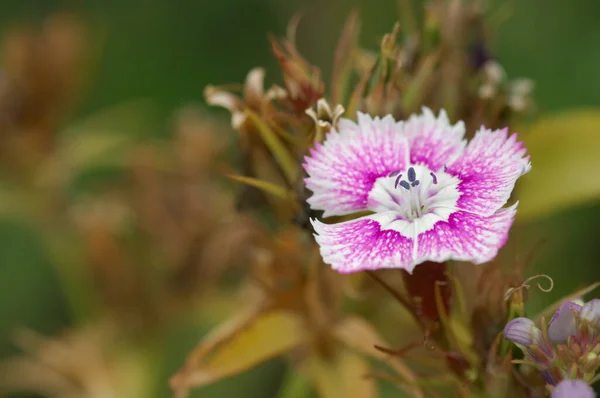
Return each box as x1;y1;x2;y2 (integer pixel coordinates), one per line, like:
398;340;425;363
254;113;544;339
551;379;596;398
580;299;600;327
305;98;344;142
503;317;543;347
548;302;582;343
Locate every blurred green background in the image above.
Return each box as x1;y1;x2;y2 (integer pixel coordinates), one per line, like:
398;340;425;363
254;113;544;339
1;0;599;397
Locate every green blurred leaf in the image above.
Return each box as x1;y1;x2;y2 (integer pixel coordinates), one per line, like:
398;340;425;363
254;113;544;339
226;174;290;200
331;10;360;105
46;101;160;177
170;310;305;396
333;316;425;398
0;185;33;222
517;109;600;220
303;348;376;398
245;109;299;185
277;367;313;398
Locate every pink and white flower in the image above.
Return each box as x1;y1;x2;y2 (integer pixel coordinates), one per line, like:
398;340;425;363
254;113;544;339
303;108;531;274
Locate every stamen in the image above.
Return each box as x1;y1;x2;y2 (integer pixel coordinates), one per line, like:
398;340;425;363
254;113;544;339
399;180;410;190
430;172;438;184
411;180;420;187
394;174;403;189
388;170;401;177
443;164;447;172
407;167;416;183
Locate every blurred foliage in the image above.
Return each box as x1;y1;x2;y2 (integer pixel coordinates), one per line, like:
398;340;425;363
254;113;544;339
518;110;600;221
0;0;599;397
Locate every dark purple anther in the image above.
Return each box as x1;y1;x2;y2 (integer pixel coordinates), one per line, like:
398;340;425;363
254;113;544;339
430;172;438;184
411;180;420;187
394;174;403;189
399;180;410;190
388;170;401;177
407;167;416;183
443;164;448;172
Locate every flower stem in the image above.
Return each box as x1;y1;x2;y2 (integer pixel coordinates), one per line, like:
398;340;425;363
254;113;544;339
365;270;424;329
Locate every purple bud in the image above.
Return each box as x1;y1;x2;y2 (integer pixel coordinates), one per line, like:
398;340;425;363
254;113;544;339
580;299;600;327
548;302;582;343
542;371;557;386
551;379;596;398
503;317;542;347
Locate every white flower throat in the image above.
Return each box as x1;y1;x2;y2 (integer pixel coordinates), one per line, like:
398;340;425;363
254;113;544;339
367;164;461;223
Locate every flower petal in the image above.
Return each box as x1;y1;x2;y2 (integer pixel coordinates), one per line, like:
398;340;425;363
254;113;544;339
416;203;518;267
551;379;596;398
504;317;543;347
311;212;415;273
404;107;466;171
548;302;582;343
580;299;600;327
448;127;531;216
244;67;266;107
304;113;409;217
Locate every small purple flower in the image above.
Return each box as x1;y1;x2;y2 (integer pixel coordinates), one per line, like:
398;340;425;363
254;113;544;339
548;302;582;343
551;379;596;398
303;108;531;273
504;317;543;347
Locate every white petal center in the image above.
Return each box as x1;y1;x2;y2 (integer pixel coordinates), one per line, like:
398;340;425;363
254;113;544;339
366;164;461;236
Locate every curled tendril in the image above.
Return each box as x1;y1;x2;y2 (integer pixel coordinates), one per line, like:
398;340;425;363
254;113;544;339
504;274;554;302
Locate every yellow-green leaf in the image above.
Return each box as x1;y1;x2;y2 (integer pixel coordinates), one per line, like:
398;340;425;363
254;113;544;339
226;174;289;199
245;110;299;185
517;109;600;220
303;349;376;398
333;316;425;398
170;310;305;396
0;185;32;222
52;100;159;174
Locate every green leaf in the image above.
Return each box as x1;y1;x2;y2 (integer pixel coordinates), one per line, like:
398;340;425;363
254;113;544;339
170;310;305;396
245;110;299;185
225;174;290;200
333;316;425;398
45;101;160;178
303;349;376;398
517;109;600;220
277;368;313;398
331;10;360;105
0;185;33;222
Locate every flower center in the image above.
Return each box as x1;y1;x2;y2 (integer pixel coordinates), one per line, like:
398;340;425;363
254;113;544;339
367;164;461;223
